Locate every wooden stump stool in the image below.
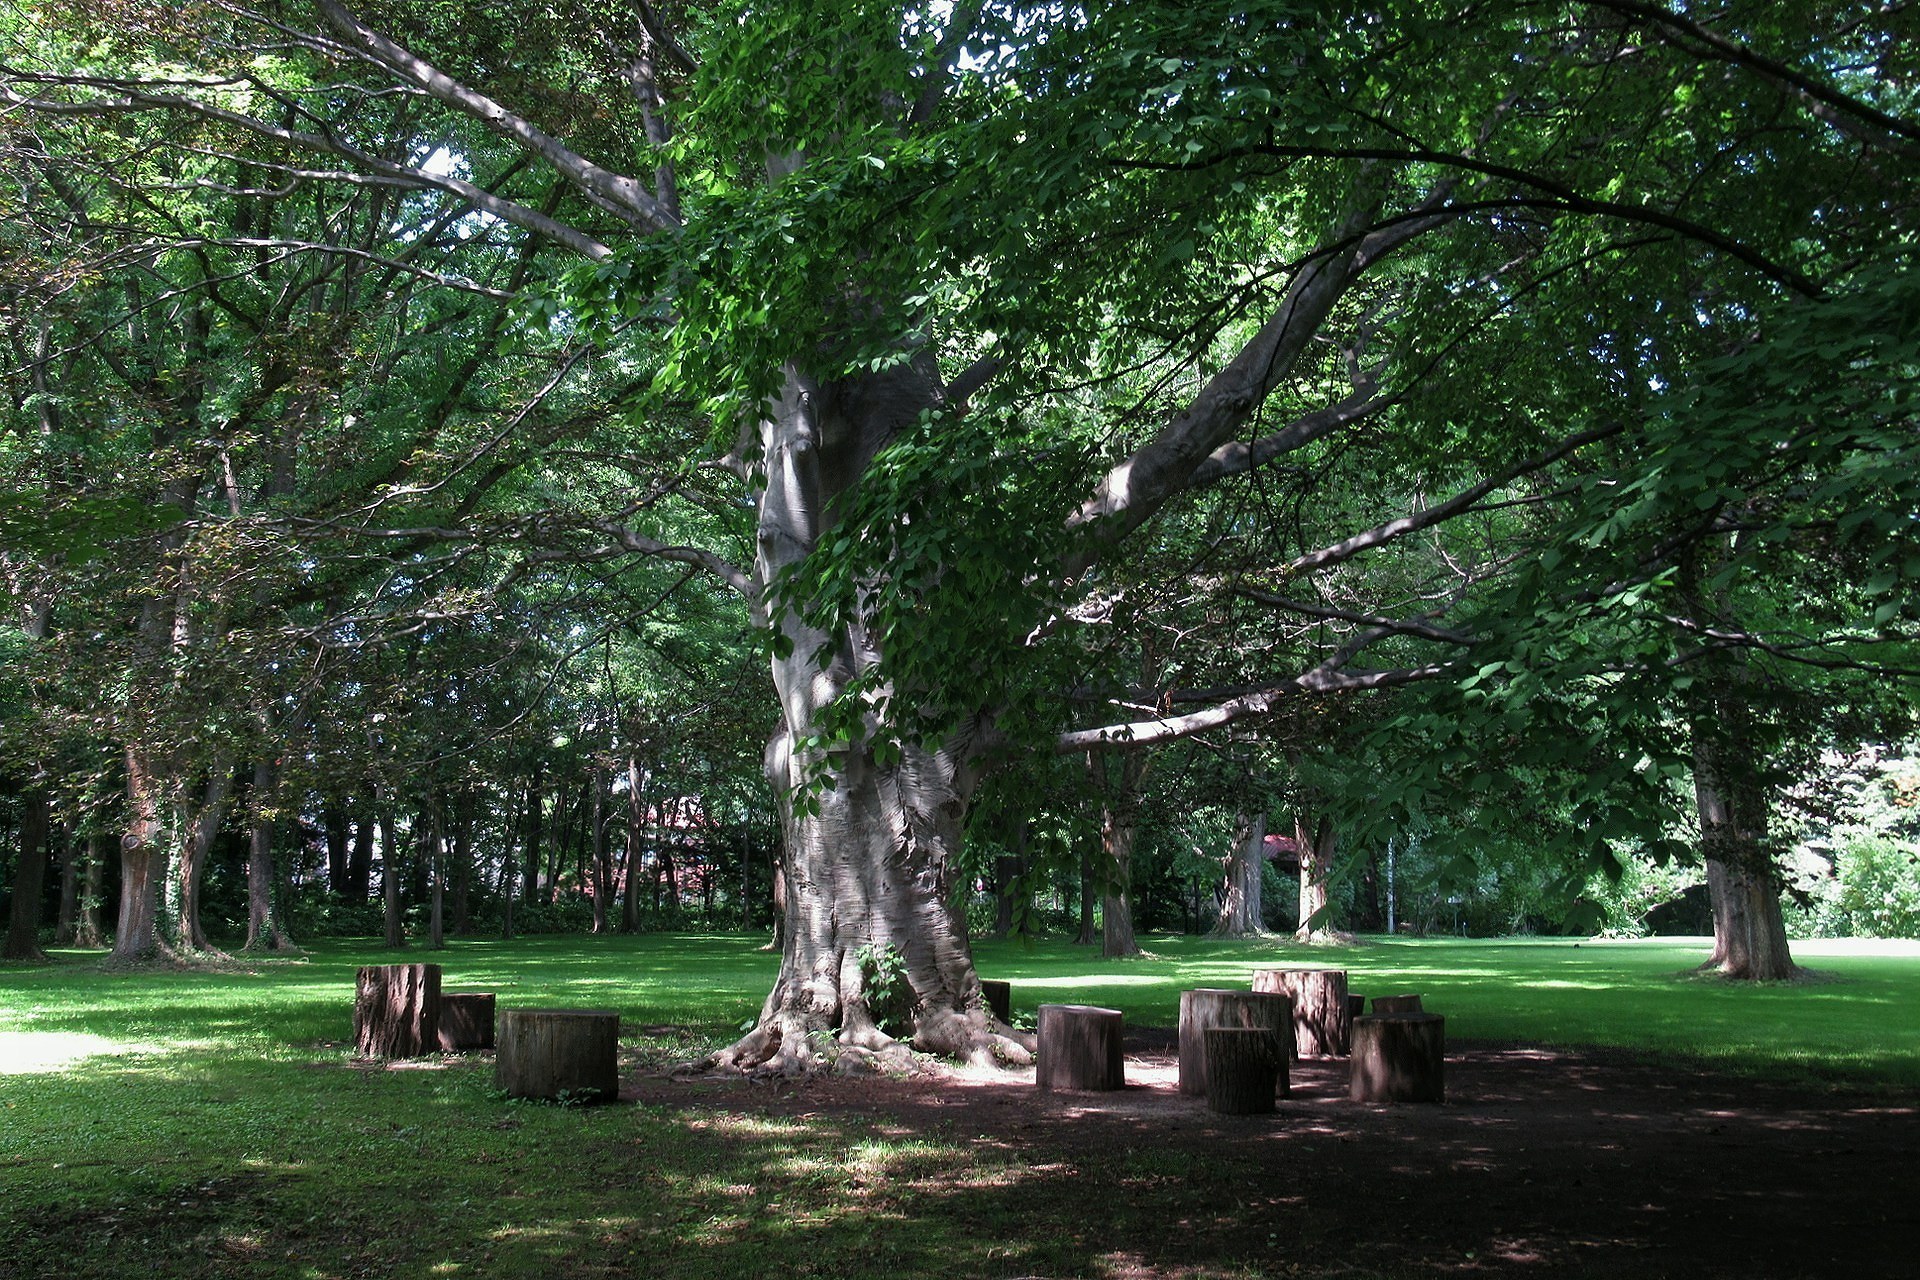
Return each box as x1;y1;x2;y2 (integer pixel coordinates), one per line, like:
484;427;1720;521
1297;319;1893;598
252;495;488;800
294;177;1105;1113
1347;994;1367;1020
1371;993;1424;1014
496;1009;621;1103
437;992;496;1052
1252;968;1351;1058
1178;988;1293;1097
1204;1027;1286;1115
1349;1013;1445;1104
1035;1004;1124;1091
354;963;441;1058
980;979;1012;1024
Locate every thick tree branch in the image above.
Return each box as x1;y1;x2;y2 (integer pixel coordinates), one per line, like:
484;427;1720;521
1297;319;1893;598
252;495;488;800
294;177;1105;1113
1278;421;1625;580
1235;588;1479;646
1057;660;1452;753
1586;0;1920;158
1109;137;1824;297
313;0;681;235
1064;200;1446;573
1186;379;1390;488
0;74;616;260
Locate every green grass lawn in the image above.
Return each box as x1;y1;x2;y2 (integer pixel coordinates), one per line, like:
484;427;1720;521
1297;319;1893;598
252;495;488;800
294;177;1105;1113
3;932;1917;1279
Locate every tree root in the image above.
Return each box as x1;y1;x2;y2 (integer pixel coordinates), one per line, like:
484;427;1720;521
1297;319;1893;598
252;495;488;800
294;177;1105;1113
696;1003;1037;1077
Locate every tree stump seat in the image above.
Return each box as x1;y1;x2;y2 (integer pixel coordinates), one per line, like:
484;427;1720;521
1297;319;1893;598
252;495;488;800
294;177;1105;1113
354;963;441;1059
1371;993;1424;1014
1251;967;1351;1058
437;992;497;1052
1035;1004;1124;1091
496;1009;621;1103
1347;994;1366;1020
1178;988;1293;1097
1349;1013;1445;1104
1203;1027;1286;1115
980;979;1012;1024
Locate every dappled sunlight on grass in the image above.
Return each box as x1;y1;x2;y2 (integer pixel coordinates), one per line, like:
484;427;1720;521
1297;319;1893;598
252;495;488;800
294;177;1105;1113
0;1030;140;1074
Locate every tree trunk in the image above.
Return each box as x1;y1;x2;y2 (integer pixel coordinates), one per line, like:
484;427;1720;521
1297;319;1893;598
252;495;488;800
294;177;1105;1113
347;811;374;901
111;746;173;964
74;832;106;949
522;763;543;908
1075;836;1097;945
379;811;405;948
590;768;610;934
54;826;78;946
710;364;1027;1073
1682;545;1795;982
992;821;1031;939
174;760;235;955
1695;755;1795;980
1212;810;1267;937
324;799;350;896
1100;751;1149;959
621;755;646;933
243;759;293;952
3;788;51;961
451;793;473;935
1295;813;1338;943
427;803;445;951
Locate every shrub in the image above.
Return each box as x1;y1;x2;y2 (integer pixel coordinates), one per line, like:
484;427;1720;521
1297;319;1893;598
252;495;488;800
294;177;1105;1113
1836;836;1920;938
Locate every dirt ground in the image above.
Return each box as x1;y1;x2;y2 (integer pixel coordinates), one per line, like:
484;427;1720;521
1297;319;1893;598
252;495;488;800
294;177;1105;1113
633;1032;1919;1279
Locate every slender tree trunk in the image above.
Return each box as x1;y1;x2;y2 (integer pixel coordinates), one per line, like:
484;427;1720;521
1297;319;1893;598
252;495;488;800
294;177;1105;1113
1295;814;1338;943
1212;810;1268;937
545;779;571;905
1075;836;1097;945
73;832;106;948
54;827;78;946
523;763;544;908
451;792;473;935
174;760;235;955
379;811;405;948
3;788;51;961
621;756;645;933
590;769;610;934
1100;751;1149;959
992;821;1031;939
427;802;445;951
111;747;173;964
500;796;519;941
348;812;374;901
324;799;350;896
243;760;293;952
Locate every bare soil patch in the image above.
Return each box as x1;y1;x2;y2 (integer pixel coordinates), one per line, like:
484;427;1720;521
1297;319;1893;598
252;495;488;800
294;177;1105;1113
634;1031;1920;1278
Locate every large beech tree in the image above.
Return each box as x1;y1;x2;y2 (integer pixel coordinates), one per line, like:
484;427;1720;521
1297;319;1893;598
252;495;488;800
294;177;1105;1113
6;1;1916;1056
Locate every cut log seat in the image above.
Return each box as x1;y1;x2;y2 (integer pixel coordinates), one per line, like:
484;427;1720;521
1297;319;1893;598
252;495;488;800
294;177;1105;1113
1035;1004;1124;1091
1203;1027;1287;1115
980;979;1012;1024
1371;993;1424;1014
437;992;496;1052
354;963;441;1059
1178;988;1293;1097
1251;967;1352;1058
496;1009;621;1103
1349;1013;1445;1104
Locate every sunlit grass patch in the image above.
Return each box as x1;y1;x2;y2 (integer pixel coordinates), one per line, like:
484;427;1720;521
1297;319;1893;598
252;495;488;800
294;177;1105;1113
0;1030;147;1074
